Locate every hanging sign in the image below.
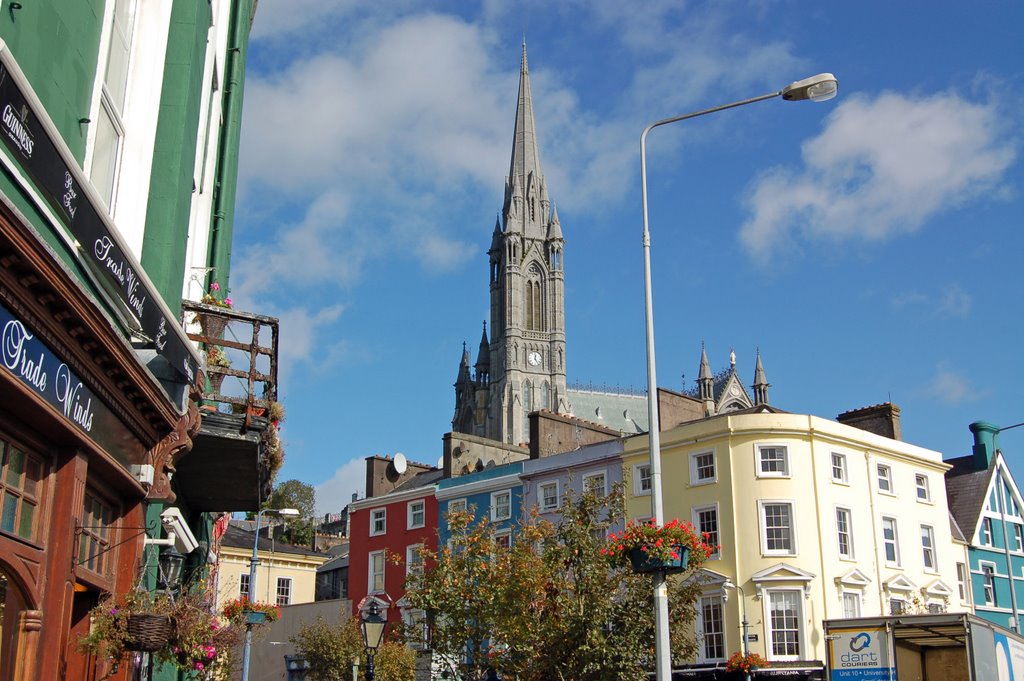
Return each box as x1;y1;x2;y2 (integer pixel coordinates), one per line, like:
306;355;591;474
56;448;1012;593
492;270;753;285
0;59;198;383
0;299;145;467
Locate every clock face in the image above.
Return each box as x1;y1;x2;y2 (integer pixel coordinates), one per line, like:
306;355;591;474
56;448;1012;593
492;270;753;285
528;351;542;366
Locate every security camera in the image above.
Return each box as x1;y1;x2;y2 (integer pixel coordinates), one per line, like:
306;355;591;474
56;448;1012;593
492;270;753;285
160;507;199;554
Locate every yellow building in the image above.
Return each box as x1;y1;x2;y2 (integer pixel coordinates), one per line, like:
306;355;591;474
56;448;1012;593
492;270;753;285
623;404;970;674
215;522;328;611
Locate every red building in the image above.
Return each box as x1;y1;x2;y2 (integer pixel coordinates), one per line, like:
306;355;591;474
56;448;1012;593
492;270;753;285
347;456;441;638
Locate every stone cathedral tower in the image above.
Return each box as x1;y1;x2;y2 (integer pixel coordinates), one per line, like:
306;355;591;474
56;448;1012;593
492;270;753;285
453;44;569;445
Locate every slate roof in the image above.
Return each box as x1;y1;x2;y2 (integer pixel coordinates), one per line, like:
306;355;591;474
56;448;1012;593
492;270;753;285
392;467;444;494
944;454;993;542
317;553;348;573
221;522;325;558
566;388;648;434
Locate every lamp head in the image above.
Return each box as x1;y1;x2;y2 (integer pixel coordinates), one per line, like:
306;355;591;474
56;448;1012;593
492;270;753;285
782;73;838;102
361;600;387;651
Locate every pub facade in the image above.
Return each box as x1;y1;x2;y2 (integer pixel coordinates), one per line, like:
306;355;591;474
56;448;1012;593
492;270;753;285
0;2;270;679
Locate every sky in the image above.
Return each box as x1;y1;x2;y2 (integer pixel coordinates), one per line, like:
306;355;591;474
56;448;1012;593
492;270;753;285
231;1;1024;516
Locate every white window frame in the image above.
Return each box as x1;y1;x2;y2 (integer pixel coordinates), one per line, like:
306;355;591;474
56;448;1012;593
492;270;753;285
835;506;854;560
956;562;970;603
756;445;789;478
881;516;901;567
981;517;994;545
369;550;386;594
876;464;894;494
633;463;652;496
920;525;937;573
689;450;717;485
980;562;997;606
370;508;387;536
697;593;726;663
841;591;861;618
491;490;512;522
759;500;797;556
538;481;559;511
406;544;424;577
1014;524;1024;552
276;577;292;606
915;473;931;502
764;589;804;661
494;529;512;550
693;504;720;559
831;452;848;484
239;572;250;599
408;500;425;529
582;471;607;498
447;498;467;516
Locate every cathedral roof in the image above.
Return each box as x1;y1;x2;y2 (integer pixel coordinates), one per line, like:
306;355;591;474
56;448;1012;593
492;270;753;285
567;388;649;434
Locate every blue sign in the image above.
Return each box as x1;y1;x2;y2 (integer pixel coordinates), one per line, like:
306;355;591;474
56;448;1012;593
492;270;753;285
828;628;894;680
0;299;144;466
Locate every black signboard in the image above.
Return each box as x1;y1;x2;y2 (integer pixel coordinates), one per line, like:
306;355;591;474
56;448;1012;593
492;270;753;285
0;299;144;466
0;62;198;383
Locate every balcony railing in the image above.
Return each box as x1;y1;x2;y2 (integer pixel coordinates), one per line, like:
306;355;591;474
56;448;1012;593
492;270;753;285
181;300;279;431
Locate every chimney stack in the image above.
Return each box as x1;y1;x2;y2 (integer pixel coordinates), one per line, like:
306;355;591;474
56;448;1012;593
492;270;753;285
969;421;998;470
837;403;902;441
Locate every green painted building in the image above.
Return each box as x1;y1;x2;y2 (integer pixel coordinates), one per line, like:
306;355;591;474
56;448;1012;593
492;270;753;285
0;2;272;679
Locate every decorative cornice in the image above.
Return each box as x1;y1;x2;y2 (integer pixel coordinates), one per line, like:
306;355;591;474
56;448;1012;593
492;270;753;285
147;396;201;502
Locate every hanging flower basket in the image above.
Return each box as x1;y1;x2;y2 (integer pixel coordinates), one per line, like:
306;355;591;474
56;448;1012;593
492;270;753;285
626;545;690;574
208;371;226;395
604;518;715;574
125;614;174;652
198;313;228;342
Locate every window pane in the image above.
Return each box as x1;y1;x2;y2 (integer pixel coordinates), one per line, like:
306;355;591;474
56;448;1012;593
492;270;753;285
24;455;41;497
5;447;23;487
769;592;801;657
764;504;792;552
17;501;34;539
1;492;16;533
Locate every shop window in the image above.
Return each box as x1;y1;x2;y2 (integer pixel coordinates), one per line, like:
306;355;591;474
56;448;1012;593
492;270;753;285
0;441;44;542
78;492;115;577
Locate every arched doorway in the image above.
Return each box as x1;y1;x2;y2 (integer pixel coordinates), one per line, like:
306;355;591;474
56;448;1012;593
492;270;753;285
0;564;36;681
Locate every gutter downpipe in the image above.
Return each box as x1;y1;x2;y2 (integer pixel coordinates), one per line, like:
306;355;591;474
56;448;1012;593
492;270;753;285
208;0;252;286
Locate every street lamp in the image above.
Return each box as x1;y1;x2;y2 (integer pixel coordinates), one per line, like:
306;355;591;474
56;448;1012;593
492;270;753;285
361;600;388;681
156;546;184;592
639;72;837;681
723;581;752;681
241;507;300;681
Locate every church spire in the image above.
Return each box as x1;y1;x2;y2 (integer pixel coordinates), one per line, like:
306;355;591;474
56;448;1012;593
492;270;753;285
698;343;715;415
475;321;490;384
753;348;770;406
504;42;545;233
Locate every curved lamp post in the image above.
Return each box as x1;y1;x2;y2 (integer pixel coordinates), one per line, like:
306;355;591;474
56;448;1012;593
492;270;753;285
241;507;300;681
639;73;837;681
361;600;388;681
724;580;752;681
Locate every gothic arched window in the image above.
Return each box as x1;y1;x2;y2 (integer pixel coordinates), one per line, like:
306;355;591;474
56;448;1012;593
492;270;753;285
525;264;544;331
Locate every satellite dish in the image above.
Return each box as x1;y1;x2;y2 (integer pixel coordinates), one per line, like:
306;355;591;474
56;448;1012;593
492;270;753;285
393;453;408;475
437;456;444;470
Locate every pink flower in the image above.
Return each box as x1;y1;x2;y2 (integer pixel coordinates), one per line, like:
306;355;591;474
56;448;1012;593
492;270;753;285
224;297;233;306
211;282;220;291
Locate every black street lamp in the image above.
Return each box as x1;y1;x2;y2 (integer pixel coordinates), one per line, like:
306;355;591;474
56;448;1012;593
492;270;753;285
360;601;387;681
157;546;184;591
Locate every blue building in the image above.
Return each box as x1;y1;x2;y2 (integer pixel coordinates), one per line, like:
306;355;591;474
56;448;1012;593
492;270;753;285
946;421;1024;632
436;462;525;547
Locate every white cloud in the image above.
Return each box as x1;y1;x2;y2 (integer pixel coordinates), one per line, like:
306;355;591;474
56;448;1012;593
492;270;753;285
315;457;366;516
922;362;982;405
938;284;972;318
741;90;1017;260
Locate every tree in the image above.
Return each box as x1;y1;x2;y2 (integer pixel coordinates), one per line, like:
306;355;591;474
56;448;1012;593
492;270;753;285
266;478;316;546
290;617;414;681
403;484;713;681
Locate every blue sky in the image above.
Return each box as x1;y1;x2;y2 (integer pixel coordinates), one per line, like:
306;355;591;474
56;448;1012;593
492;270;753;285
232;1;1023;515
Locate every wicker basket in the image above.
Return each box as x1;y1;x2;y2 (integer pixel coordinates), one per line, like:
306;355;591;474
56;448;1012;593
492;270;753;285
125;614;174;652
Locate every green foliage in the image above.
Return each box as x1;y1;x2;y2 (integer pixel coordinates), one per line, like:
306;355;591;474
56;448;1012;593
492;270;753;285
290;618;414;681
268;478;316;545
403;484;711;681
291;618;363;681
